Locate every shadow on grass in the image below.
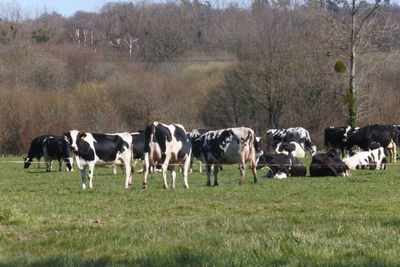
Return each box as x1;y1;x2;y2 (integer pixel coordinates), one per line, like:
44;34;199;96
1;248;398;267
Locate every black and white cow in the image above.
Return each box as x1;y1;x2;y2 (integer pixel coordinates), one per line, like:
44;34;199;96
346;124;399;163
309;150;350;177
324;126;353;157
266;127;316;155
24;135;52;169
343;147;387;170
187;128;212;173
191;127;258;186
256;152;306;178
275;141;306;158
143;122;192;189
42;136;73;172
65;130;133;189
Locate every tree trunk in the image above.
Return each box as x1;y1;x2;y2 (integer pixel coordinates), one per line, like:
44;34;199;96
348;0;358;128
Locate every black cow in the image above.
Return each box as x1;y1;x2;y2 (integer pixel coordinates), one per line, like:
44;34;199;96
310;150;350;177
346;124;399;163
191;127;258;186
65;130;133;189
324;126;353;157
24;135;52;169
256;152;306;178
143;122;192;189
43;136;73;172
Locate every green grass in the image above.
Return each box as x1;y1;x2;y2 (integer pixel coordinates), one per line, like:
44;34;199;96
1;156;400;266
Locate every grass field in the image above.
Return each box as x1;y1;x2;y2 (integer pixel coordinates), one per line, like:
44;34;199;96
1;155;400;266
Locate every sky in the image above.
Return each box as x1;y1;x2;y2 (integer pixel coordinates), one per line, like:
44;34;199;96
13;0;122;17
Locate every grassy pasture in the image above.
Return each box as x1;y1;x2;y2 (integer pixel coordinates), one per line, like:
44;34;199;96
1;156;400;266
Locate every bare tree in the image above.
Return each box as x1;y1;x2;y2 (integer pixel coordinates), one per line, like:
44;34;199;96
315;0;392;127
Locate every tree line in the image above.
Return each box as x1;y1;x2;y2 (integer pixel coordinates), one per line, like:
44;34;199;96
0;0;399;154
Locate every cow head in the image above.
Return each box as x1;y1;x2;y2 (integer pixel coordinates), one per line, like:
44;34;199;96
254;136;263;154
305;140;317;156
23;157;32;169
64;130;80;152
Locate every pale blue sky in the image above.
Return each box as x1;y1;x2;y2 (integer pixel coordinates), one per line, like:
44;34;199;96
14;0;124;17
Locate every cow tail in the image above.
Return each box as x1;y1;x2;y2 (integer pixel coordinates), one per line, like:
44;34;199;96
249;129;255;155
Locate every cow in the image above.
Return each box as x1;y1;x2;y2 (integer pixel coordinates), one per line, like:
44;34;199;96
324;126;353;157
65;130;133;189
309;150;350;177
256;152;306;178
266;127;316;156
343;147;387;170
24;135;52;169
110;130;146;175
187;128;211;173
143;122;192;189
191;127;258;186
275;141;306;158
42;136;73;172
346;124;399;163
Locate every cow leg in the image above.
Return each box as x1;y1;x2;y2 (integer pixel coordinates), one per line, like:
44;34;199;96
88;164;95;189
49;160;54;171
80;167;87;190
58;159;62;172
239;163;246;185
161;159;170;189
123;157;132;189
171;168;176;189
213;165;219;186
66;157;74;172
143;153;150;189
206;165;212;186
182;156;190;189
37;157;41;168
44;154;50;172
249;158;258;184
392;142;397;163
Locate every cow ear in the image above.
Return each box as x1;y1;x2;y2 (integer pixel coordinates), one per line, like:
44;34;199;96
79;133;87;140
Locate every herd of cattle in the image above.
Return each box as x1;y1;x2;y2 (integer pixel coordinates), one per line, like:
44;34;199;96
23;123;400;189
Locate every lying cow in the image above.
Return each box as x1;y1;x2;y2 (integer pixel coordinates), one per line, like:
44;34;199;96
24;135;52;169
192;127;258;186
43;136;73;172
275;141;306;158
343;147;387;170
143;122;192;189
256;152;306;178
65;130;133;189
266;127;316;155
310;150;350;177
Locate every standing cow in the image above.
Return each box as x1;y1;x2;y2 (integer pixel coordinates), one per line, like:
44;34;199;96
192;127;258;186
324;126;354;157
187;128;211;173
24;135;52;169
346;124;399;163
266;127;316;156
143;122;192;189
43;136;73;172
65;130;133;189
